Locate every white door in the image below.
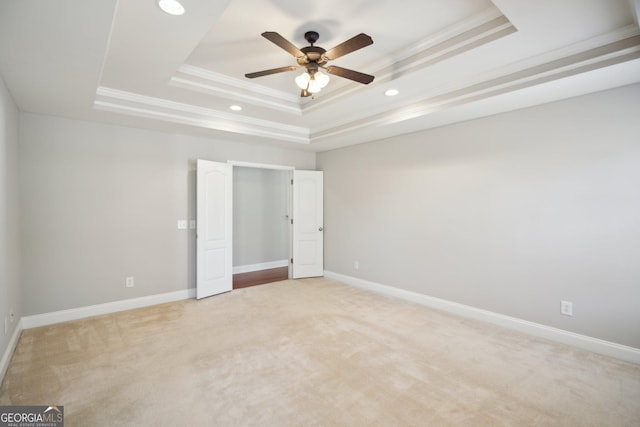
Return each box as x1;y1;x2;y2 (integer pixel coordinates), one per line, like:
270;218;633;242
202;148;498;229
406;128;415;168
292;170;324;278
196;160;233;299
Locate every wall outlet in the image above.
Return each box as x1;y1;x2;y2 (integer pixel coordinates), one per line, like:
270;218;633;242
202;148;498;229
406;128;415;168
561;300;573;316
354;261;359;270
125;276;135;288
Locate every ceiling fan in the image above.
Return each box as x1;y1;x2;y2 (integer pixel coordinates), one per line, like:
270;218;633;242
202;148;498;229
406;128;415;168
245;31;375;97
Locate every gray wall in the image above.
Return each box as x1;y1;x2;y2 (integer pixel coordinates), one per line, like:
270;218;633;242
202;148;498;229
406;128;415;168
317;84;640;348
19;113;315;316
233;167;289;268
0;75;21;358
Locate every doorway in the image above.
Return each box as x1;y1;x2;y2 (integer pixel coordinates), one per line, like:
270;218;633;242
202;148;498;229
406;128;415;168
196;160;323;299
232;166;290;288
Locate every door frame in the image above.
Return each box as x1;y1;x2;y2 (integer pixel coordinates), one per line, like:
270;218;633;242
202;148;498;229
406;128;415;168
227;161;295;279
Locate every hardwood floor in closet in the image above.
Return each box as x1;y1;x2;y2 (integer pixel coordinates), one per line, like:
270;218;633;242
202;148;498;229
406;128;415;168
233;267;289;289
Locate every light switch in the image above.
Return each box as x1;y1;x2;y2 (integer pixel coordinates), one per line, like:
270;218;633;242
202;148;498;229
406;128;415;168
177;220;187;230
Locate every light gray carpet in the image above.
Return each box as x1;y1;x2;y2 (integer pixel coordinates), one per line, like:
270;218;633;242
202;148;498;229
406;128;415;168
1;278;639;426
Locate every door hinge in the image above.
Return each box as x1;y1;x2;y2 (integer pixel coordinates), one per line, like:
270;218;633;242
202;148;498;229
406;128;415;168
291;179;293;185
290;258;293;264
291;218;293;224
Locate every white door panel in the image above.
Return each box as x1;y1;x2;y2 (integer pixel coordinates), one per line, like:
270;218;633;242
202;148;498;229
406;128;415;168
197;160;232;299
292;170;323;278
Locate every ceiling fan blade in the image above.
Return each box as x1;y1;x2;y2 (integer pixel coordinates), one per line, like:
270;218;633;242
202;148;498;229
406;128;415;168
323;33;373;61
262;32;305;58
325;66;375;84
245;66;299;79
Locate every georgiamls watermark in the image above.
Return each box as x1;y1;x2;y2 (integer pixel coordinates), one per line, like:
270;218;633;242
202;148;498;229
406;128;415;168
0;405;64;427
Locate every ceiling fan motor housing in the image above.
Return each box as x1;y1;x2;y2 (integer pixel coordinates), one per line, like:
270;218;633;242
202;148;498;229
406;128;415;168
298;46;327;65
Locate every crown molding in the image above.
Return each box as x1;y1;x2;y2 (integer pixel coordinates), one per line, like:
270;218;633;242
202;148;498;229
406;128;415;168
389;8;509;62
170;8;515;118
177;65;300;102
92;16;640;149
303;9;517;114
94;87;310;144
170;76;302;116
171;65;303;115
311;31;640;144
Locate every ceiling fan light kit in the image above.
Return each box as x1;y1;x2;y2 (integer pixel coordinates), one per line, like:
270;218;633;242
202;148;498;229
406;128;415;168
245;30;375;98
295;70;330;93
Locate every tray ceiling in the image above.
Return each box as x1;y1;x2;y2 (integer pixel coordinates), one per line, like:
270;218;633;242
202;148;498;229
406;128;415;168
1;0;639;151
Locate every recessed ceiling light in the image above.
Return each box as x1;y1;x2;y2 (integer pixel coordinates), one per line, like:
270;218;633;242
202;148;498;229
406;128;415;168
229;105;242;111
158;0;185;16
385;89;399;97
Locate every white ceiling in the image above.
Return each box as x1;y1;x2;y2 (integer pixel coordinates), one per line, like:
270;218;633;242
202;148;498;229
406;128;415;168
1;0;639;152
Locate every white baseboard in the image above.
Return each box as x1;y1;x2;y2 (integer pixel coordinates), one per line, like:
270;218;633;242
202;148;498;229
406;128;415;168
1;318;23;386
324;270;640;365
21;288;196;330
233;259;288;275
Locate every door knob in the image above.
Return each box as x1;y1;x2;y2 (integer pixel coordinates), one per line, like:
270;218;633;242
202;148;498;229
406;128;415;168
318;227;323;231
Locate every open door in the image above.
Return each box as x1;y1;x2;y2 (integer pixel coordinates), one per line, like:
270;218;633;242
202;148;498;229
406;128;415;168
196;160;233;299
292;170;324;278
